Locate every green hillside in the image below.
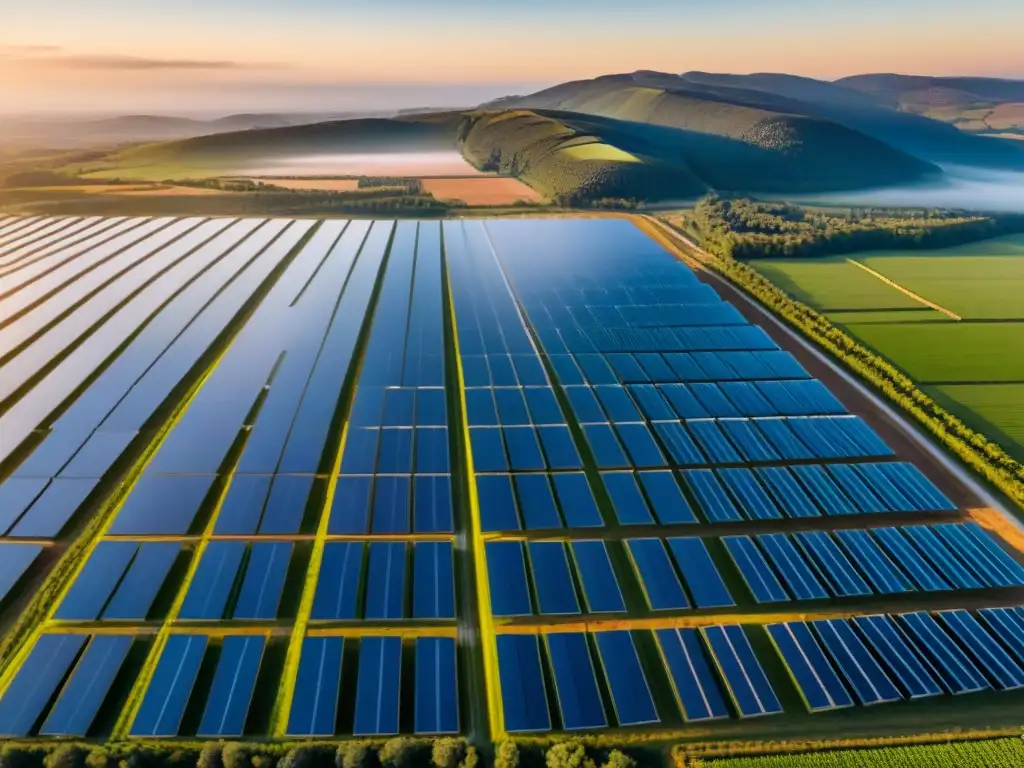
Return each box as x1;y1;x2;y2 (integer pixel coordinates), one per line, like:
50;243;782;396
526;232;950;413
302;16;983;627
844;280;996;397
457;109;706;203
487;74;939;192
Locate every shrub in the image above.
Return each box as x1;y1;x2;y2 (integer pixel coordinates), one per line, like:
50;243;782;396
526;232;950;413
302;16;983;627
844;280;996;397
197;745;223;768
459;749;478;768
494;742;520;768
335;743;371;768
278;747;333;768
220;745;251;768
378;739;424;768
43;746;88;768
85;750;111;768
1;746;44;768
431;740;466;768
545;742;595;768
602;753;635;768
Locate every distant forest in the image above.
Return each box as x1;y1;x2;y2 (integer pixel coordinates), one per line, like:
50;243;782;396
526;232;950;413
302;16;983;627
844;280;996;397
675;196;1024;259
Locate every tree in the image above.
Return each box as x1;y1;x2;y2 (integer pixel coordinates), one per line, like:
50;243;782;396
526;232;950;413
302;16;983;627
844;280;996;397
278;747;333;768
220;745;251;768
378;739;422;768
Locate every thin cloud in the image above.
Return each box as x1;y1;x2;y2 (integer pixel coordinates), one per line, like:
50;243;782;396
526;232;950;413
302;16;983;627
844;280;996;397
0;43;285;71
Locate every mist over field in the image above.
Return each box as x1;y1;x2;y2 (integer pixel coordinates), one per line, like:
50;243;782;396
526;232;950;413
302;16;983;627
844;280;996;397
798;166;1024;212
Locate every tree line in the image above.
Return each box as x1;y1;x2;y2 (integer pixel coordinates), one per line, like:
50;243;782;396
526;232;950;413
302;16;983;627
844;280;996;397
0;738;641;768
683;196;1024;259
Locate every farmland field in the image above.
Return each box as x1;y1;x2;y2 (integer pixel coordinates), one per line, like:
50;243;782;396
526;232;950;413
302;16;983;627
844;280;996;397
2;215;1024;747
421;177;543;205
753;235;1024;458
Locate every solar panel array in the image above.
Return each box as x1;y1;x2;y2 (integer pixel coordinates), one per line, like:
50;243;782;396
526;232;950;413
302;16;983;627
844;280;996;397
1;215;1024;739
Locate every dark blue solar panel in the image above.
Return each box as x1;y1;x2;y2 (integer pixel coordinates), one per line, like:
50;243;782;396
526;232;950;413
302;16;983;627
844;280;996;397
287;636;343;735
897;611;989;695
102;541;180;620
582;423;630;468
723;536;789;604
667;538;734;608
655;628;729;722
470;428;508;472
636;471;697;524
414;475;453;533
329;476;373;534
234;542;292;620
39;635;132;736
651;421;705;466
198;636;265;736
682;470;742;523
504;427;546;471
767;622;851;712
213;475;270;534
258;475;313;534
365;542;407;620
0;634;87;737
371;475;411;533
110;474;214;535
312;542;364;620
551;473;604;528
466;390;498;426
547;633;607;730
537;425;582;470
852;615;942;699
495;388;531;426
377;429;414;474
383;388;416;427
702;625;782;718
416;388;448;427
55;540;137;620
615;422;667;467
528;542;580;615
570;541;625;613
413;542;455;619
594;631;659;726
477;474;520;532
496;634;550;732
10;477;98;538
416;428;450;473
602;472;654;525
514;474;562;529
179;542;246;620
354;637;402;735
131;635;207;736
627;538;688;610
415;637;459;734
486;541;532;616
812;619;901;705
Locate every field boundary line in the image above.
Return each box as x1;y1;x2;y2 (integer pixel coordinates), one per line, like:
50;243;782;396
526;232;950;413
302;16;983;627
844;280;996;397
845;258;963;321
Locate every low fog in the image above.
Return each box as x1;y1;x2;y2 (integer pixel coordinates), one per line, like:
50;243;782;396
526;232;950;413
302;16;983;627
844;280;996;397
795;165;1024;212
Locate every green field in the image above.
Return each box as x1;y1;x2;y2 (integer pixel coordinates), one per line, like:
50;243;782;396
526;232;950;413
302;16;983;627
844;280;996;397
752;235;1024;458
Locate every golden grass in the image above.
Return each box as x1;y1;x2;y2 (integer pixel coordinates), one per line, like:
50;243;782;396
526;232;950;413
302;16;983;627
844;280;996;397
422;177;542;205
561;143;641;163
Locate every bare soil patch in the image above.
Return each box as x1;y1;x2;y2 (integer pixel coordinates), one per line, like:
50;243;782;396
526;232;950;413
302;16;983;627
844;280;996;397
422;177;543;205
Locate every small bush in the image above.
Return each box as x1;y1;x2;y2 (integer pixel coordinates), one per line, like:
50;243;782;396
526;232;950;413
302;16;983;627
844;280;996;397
494;742;519;768
220;745;251;768
278;747;333;768
85;750;111;768
601;753;634;768
43;746;88;768
431;740;465;768
197;745;223;768
335;743;371;768
1;746;44;768
546;742;595;768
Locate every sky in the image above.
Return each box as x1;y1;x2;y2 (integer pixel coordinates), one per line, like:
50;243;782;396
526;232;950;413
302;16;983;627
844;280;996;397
2;0;1024;116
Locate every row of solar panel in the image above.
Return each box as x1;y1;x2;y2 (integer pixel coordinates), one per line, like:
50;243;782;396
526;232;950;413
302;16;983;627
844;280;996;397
469;417;895;478
542;324;779;356
340;427;452;474
349;387;449;428
725;522;1024;603
545;350;810;387
462;350;809;389
497;624;779;732
1;220;308;499
575;300;747;329
772;609;1024;712
477;461;951;535
288;635;458;736
561;380;846;422
310;540;455;621
465;386;566;427
0;628;460;738
0;544;44;606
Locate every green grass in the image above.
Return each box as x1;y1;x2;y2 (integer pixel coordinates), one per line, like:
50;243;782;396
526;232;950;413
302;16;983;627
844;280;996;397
749;258;921;311
686;738;1024;767
827;309;951;325
850;322;1024;383
926;383;1024;460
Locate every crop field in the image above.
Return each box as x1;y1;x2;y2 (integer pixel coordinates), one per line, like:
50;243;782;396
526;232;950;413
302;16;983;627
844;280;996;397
420;178;542;205
2;216;1024;746
753;236;1024;459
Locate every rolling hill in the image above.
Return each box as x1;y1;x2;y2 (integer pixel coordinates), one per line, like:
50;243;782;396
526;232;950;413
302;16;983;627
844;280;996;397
836;74;1024;139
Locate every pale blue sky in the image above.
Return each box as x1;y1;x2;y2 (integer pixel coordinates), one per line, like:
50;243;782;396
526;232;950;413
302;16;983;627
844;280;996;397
3;1;1023;115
